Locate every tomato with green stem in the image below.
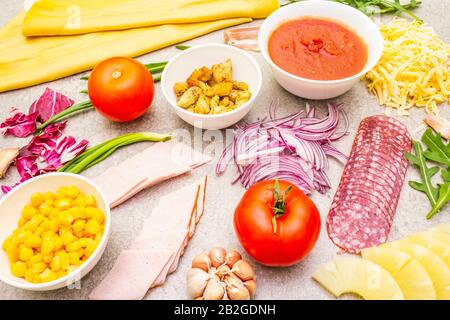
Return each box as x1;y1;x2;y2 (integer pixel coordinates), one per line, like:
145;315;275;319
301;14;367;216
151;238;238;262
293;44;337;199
234;180;321;267
88;57;155;122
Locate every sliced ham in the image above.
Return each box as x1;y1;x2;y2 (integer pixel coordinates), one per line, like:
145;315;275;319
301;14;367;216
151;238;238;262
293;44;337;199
224;26;260;51
88;249;174;300
89;176;207;300
93;141;210;208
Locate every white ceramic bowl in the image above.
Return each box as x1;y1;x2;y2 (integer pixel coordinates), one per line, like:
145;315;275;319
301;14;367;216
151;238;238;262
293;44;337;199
259;0;383;100
0;173;111;291
161;44;262;130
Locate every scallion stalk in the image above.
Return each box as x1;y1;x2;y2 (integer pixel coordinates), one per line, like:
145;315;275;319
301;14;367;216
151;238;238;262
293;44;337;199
59;132;171;174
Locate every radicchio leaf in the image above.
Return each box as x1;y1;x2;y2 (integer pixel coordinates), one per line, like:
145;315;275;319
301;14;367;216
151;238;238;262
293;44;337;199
0;111;38;138
29;88;74;122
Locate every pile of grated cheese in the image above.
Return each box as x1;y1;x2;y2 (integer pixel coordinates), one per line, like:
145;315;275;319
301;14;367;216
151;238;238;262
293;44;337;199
364;18;450;115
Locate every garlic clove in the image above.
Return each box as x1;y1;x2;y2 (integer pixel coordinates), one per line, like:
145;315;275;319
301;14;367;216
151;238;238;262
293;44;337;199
224;273;250;300
209;247;227;268
227;285;251;300
203;278;225;300
192;252;211;272
216;264;231;279
244;279;257;298
232;260;254;282
225;249;241;267
187;268;211;299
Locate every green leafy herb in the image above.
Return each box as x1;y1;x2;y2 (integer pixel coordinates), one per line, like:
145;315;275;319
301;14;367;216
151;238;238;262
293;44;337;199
35;100;94;134
407;128;450;219
427;181;450;219
421;128;450;167
282;0;422;22
271;179;293;234
59;132;171;174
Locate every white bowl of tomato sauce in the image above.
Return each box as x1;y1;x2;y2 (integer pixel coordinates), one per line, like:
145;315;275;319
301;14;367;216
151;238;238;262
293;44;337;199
259;0;383;100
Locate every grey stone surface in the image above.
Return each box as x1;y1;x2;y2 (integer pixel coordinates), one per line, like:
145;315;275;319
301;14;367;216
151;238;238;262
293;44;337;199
0;0;449;300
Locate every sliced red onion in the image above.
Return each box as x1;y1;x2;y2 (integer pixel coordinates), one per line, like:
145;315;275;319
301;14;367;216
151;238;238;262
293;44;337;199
216;103;349;193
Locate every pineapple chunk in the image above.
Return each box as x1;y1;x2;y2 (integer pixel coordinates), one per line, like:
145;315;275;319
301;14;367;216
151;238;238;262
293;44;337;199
405;231;450;267
383;241;450;300
432;224;450;235
312;257;404;300
362;247;436;300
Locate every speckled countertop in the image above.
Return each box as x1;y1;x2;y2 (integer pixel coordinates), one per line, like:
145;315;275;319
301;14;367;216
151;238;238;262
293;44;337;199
0;0;449;300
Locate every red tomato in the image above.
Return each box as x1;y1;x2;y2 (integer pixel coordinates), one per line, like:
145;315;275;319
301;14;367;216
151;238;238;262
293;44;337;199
88;57;154;122
234;180;321;267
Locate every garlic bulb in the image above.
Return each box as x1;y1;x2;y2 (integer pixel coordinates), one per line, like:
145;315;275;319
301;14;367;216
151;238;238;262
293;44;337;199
187;247;256;300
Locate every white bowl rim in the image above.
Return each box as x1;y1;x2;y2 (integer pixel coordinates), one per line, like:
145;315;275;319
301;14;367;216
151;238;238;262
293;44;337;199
161;43;262;120
258;0;384;85
0;172;111;291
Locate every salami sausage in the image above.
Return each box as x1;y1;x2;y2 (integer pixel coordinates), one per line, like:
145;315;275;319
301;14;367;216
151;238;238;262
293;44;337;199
326;115;412;254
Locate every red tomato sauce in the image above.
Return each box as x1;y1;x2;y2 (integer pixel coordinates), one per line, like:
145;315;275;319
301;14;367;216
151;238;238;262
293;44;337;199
268;18;368;81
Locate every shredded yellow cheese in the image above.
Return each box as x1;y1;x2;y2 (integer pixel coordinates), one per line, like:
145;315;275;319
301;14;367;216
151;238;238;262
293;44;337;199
364;18;450;115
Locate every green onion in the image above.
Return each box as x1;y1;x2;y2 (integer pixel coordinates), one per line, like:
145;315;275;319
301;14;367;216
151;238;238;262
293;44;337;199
175;45;190;50
35;101;94;134
59;132;171;174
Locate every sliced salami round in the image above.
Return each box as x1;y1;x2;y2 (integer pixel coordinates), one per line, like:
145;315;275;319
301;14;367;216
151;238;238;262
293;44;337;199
326;115;412;254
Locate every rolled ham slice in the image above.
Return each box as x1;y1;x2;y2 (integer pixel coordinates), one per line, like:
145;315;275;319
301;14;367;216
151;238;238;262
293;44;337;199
93;141;210;208
89;176;207;300
224;26;260;51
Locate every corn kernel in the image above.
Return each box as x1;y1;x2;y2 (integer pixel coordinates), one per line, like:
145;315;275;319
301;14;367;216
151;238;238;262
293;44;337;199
18;216;28;227
56;251;70;270
52;235;63;251
17;230;32;243
8;249;19;263
74;195;88;207
39;219;50;231
41;238;54;255
39;201;54;216
30;192;45;207
11;261;27;277
56;270;67;278
43;253;54;264
69;251;81;265
95;233;103;242
55;198;72;211
22;205;37;219
56;187;68;199
50;255;61;272
66;186;80;199
91;209;104;224
39;268;57;282
24;234;41;248
60;229;77;245
2;236;12;252
25;269;35;282
66;240;83;252
84;219;100;235
31;261;47;274
44;191;55;201
29;253;43;265
72;220;86;233
85;195;96;207
19;247;34;261
49;218;59;232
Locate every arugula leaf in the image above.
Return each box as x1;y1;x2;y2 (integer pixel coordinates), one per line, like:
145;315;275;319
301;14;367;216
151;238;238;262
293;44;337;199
421;128;450;167
282;0;422;22
427;182;450;219
406;140;440;206
442;169;450;182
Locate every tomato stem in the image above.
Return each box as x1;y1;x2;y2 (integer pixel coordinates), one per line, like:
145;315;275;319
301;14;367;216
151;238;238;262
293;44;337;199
271;179;292;234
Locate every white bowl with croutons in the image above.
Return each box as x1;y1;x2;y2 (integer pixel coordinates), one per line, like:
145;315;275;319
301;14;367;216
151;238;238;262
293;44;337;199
0;173;111;291
161;44;262;130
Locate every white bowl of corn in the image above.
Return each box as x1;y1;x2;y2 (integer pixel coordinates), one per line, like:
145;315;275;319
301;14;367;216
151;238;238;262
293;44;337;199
0;173;111;291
